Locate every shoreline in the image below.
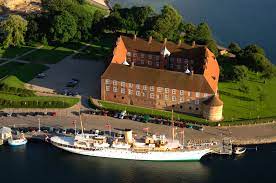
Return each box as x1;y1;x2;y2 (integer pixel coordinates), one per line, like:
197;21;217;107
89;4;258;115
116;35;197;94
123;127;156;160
1;112;276;147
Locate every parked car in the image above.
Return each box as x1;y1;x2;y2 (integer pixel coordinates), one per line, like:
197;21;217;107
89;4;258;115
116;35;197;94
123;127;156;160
36;73;46;79
119;110;127;119
193;125;204;131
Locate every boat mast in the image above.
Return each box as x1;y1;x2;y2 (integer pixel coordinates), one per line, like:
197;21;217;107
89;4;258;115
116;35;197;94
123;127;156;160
79;102;84;135
172;109;174;142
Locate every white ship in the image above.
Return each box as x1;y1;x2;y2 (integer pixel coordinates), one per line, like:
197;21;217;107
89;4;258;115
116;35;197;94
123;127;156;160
51;129;212;161
50;108;213;161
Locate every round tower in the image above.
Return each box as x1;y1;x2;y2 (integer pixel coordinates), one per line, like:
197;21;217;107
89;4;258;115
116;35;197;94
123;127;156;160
202;95;223;122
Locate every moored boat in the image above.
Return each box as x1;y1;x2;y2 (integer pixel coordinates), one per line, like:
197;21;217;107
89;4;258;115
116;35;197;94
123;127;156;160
233;147;246;155
8;133;28;146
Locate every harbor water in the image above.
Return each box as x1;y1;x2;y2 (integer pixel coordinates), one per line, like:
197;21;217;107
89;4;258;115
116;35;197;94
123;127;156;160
110;0;276;64
0;141;276;183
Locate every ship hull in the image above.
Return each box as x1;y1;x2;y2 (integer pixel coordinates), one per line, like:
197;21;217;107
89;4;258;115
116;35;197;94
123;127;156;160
51;136;211;161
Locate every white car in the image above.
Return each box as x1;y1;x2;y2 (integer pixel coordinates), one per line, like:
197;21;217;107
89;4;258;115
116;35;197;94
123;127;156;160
119;110;127;119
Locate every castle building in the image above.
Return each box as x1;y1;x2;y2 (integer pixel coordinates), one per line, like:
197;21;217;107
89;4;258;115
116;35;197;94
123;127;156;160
101;35;223;121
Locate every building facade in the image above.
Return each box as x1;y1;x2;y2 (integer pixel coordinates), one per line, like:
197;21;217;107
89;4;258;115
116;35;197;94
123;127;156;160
101;35;223;121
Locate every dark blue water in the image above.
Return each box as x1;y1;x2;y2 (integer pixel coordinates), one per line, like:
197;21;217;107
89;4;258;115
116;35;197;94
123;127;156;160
1;142;276;183
111;0;276;63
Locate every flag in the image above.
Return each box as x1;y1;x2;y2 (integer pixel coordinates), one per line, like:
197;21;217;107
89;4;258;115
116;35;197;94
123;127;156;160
105;123;111;128
143;127;149;132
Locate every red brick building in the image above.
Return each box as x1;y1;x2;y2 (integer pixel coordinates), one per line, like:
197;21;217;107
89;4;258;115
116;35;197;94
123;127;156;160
101;35;223;121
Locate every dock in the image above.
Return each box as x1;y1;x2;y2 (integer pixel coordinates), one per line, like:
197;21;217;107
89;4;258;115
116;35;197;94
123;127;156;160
211;138;233;155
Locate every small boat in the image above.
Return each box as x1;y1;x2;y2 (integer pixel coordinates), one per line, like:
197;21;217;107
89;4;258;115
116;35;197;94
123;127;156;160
8;133;28;146
233;147;246;155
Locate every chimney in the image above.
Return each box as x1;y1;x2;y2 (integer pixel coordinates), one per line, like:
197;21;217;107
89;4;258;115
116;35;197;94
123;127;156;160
130;61;135;69
148;36;152;44
163;38;167;45
133;34;137;41
178;39;182;47
192;41;196;48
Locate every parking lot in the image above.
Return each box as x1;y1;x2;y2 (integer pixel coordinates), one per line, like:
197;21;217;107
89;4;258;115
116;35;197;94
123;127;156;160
29;57;106;101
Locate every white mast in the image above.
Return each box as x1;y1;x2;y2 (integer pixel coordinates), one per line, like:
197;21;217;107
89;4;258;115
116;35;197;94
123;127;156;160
79;102;84;135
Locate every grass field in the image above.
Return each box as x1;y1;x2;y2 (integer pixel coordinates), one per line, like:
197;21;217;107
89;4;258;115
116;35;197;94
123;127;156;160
219;72;276;122
94;99;207;124
74;35;115;60
21;42;86;64
0;76;79;108
0;46;35;58
0;62;49;82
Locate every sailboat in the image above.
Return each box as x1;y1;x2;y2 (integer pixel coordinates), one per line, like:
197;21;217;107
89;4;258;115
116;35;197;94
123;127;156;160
50;106;212;161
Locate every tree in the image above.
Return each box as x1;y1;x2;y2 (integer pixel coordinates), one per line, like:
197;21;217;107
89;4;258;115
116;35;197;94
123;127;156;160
233;65;248;81
243;44;265;56
0;15;28;48
50;11;77;43
182;23;197;43
207;39;219;57
195;23;212;44
228;42;241;54
146;5;182;40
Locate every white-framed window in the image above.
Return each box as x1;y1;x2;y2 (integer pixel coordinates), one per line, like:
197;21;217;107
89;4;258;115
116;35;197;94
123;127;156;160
165;88;169;94
150;93;154;99
180;90;184;96
129;83;133;88
180;97;184;103
172;96;177;101
156;62;160;67
106;85;110;92
136;84;140;90
136;91;141;96
204;93;208;97
150;86;154;91
141;59;144;64
142;92;146;97
156;55;160;60
113;87;118;92
141;53;144;58
105;79;110;84
172;89;176;95
148;61;152;65
157;87;163;92
188;91;191;97
127;52;131;56
121;81;125;87
113;80;117;86
121;88;125;94
187;99;191;104
195;100;200;105
177;58;181;63
164;95;169;100
143;85;147;90
148;54;152;59
128;89;133;95
196;92;200;98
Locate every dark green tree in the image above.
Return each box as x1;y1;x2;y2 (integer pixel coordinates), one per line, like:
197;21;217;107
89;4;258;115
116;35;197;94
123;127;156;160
228;42;241;54
195;23;212;44
0;15;28;48
233;65;248;81
50;11;77;43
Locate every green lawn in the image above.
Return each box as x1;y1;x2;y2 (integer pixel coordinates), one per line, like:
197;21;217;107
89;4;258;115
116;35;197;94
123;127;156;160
0;76;79;108
21;42;86;64
0;46;35;58
219;72;276;122
94;99;208;124
0;62;49;82
74;35;115;60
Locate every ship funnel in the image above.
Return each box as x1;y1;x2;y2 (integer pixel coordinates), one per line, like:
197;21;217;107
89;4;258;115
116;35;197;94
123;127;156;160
124;129;133;144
